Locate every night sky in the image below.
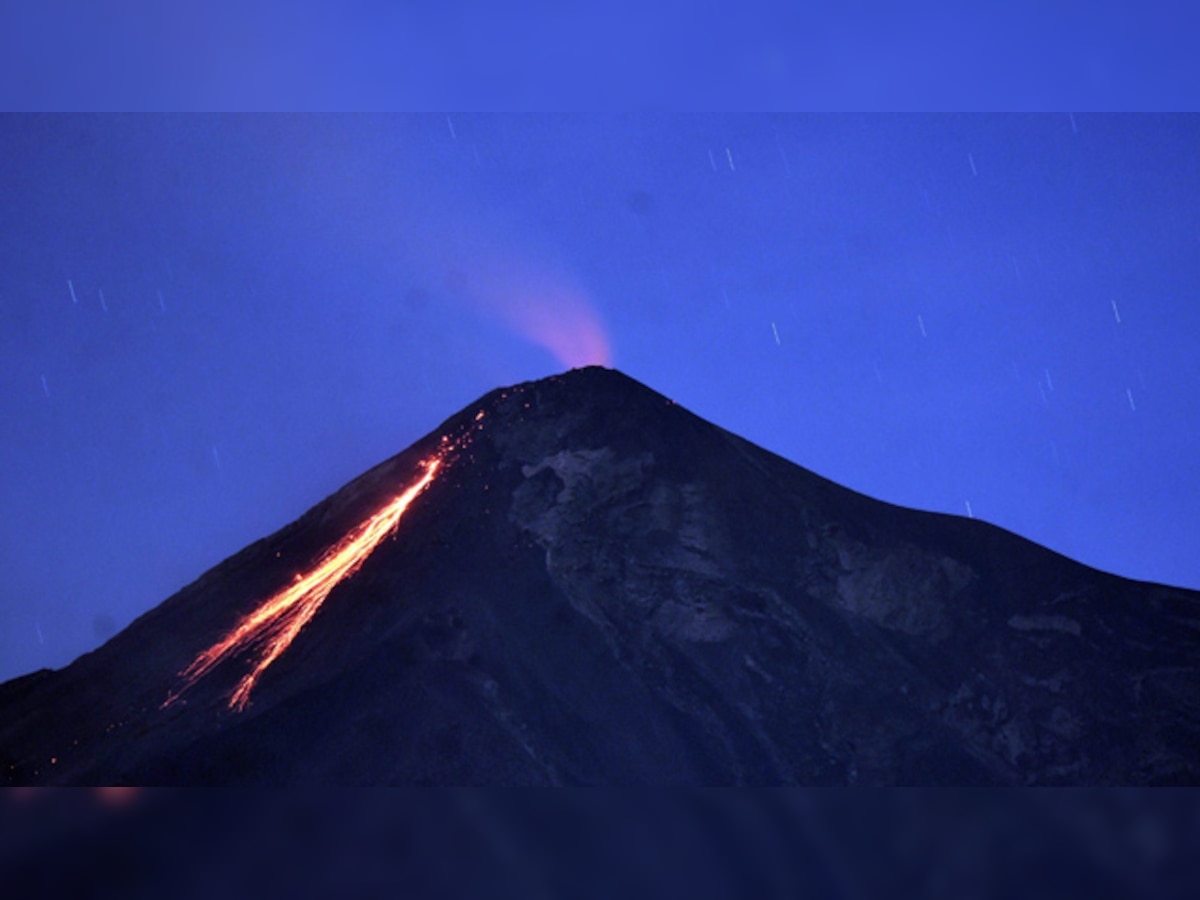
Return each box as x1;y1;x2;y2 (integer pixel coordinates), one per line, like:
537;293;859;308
3;113;1198;684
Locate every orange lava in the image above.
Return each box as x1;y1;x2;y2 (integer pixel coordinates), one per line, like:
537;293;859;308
164;455;443;711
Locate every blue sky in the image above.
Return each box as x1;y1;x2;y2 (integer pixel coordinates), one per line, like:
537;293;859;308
2;113;1198;682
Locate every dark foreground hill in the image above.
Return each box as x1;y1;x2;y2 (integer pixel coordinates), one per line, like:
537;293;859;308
3;367;1198;785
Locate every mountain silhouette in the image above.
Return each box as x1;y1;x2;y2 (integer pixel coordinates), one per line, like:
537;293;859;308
3;366;1198;785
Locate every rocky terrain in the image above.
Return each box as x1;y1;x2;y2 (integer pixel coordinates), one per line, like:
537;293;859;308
3;366;1198;784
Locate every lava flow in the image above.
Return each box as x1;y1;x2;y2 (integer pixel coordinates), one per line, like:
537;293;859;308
163;451;447;712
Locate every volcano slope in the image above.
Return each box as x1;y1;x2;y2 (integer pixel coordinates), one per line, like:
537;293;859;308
3;366;1198;785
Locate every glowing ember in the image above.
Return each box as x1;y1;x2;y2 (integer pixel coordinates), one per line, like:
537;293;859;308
164;455;443;711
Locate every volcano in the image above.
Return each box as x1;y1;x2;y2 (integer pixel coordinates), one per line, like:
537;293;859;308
3;367;1199;785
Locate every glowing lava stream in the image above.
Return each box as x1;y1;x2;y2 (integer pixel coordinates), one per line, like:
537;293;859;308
164;454;444;712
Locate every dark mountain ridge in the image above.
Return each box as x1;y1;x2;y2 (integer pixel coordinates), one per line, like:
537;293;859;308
3;366;1198;784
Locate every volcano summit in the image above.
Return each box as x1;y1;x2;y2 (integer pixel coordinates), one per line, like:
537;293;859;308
3;367;1198;785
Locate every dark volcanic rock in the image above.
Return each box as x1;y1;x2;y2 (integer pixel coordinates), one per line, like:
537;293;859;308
3;367;1199;785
